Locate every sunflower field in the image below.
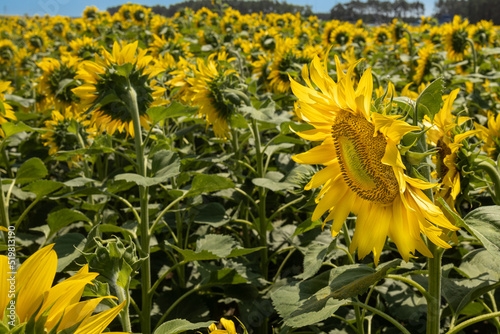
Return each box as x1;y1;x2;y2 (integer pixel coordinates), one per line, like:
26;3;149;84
1;2;500;334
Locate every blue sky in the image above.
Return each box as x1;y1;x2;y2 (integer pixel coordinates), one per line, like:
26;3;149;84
0;0;436;17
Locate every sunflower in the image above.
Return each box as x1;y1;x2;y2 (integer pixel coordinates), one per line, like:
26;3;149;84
41;106;95;166
443;16;470;61
69;36;100;60
475;111;500;160
186;51;241;139
328;23;353;47
267;37;310;94
470;20;496;50
0;244;127;333
0;81;16;137
72;41;166;137
208;318;237;334
37;55;81;111
424;89;479;210
0;40;18;66
24;30;49;52
290;55;458;264
413;43;435;85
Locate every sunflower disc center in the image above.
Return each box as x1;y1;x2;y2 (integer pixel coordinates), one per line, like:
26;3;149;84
332;112;399;205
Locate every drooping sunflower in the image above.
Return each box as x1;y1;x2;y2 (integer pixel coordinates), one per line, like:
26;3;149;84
208;318;238;334
37;55;81;111
425;89;479;210
470;20;496;50
475;111;500;160
291;55;459;264
267;37;310;94
41;106;95;167
413;43;436;85
72;41;166;137
68;36;101;60
0;81;16;138
443;16;470;61
186;51;242;139
0;39;18;66
0;244;127;333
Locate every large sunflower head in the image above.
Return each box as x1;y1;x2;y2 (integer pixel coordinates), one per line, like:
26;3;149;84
72;41;166;137
290;55;458;264
0;244;127;333
443;16;470;61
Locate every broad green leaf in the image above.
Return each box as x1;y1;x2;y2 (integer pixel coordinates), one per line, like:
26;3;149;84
154;319;213;334
240;103;290;125
171;234;262;262
2;121;38;138
47;208;91;236
271;271;331;320
415;78;444;121
187;174;235;197
296;241;334;280
16;158;48;185
151;150;180;180
463;205;500;259
252;174;296;192
263;143;295;157
4;94;35;108
147;102;197;124
53;233;86;272
22;180;64;198
292;218;323;237
115;172;177;187
194;202;230;227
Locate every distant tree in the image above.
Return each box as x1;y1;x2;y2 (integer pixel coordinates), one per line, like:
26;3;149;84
329;0;423;23
434;0;500;23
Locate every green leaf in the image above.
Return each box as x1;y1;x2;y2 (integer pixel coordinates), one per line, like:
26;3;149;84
292;218;323;237
114;173;175;187
22;180;64;198
15;158;48;185
147;102;197;124
47;208;91;236
154;319;213;334
194;202;230;227
240;102;291;125
463;205;500;259
252;171;296;192
273;263;397;328
415;78;444;121
171;234;262;262
187;174;235;197
1;121;38;138
4;94;35;108
151;150;180;180
53;233;86;272
296;241;333;280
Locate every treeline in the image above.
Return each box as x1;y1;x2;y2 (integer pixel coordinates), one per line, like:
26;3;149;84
330;0;424;23
435;0;500;24
108;0;313;17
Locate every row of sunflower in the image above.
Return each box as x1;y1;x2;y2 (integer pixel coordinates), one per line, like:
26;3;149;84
0;2;500;334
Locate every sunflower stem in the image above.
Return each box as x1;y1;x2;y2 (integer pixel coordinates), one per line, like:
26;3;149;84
251;118;269;334
476;161;500;205
0;173;10;234
466;38;477;74
125;84;151;334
